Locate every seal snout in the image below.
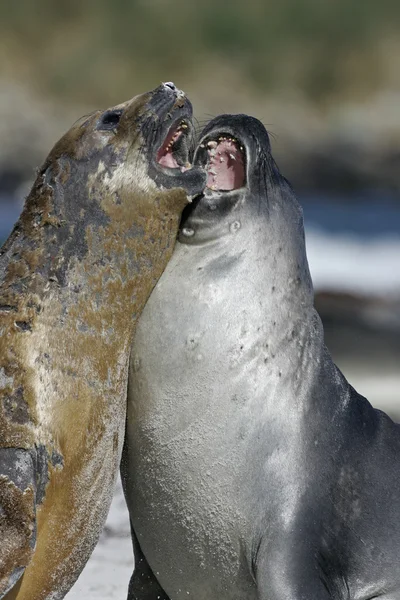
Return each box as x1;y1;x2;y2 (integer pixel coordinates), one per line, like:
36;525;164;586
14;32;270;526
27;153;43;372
163;81;185;100
151;84;195;172
145;85;206;196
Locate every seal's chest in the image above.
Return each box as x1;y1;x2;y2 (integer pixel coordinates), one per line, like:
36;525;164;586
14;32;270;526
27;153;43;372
128;353;258;597
129;429;257;600
125;242;265;598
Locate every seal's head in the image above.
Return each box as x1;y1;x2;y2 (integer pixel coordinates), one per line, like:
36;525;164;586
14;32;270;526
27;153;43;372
3;83;206;290
182;114;298;232
44;81;205;199
180;114;313;299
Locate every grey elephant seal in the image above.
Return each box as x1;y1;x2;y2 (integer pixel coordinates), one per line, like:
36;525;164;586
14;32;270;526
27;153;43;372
0;82;205;600
123;114;400;600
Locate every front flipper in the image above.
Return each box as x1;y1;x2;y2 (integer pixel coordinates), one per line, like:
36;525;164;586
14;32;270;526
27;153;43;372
0;448;36;598
127;525;170;600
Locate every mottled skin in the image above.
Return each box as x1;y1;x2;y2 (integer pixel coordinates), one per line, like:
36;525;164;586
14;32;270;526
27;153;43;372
123;116;400;600
0;83;205;600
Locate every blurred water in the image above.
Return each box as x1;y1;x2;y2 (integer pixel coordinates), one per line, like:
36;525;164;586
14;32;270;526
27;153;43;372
302;192;400;236
0;196;22;242
301;193;400;295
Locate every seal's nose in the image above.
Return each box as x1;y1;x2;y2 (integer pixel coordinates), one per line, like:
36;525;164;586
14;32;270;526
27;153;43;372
147;82;187;118
162;81;185;100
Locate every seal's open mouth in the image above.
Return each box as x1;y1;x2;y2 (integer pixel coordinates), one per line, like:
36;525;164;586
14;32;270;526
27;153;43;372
157;119;192;171
196;134;246;191
145;84;206;195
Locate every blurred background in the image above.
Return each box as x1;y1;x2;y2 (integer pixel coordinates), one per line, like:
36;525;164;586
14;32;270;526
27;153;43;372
0;1;399;596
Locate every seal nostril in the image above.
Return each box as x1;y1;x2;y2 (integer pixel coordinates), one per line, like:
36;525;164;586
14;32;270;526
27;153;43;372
164;82;176;91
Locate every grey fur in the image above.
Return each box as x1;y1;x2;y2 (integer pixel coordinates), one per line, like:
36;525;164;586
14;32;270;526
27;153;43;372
123;115;400;600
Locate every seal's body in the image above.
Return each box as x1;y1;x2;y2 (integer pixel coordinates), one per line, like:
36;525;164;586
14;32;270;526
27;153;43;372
0;83;205;600
123;115;400;600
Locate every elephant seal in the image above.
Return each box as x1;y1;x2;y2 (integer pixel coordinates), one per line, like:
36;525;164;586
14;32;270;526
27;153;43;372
123;115;400;600
0;82;205;600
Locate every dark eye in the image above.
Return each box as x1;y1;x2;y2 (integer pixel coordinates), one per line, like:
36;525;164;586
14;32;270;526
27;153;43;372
98;110;122;130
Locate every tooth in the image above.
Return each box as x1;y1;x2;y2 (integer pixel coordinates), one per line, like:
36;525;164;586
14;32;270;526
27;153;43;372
207;141;217;148
209;169;217;175
200;143;205;148
240;146;244;151
181;124;188;129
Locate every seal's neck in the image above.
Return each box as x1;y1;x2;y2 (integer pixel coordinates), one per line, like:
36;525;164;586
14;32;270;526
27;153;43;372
0;173;180;342
178;189;247;244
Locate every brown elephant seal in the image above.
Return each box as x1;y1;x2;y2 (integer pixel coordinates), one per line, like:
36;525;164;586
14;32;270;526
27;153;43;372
123;114;400;600
0;82;205;600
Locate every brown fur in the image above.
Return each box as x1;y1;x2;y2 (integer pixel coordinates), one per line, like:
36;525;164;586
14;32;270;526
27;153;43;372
0;86;199;599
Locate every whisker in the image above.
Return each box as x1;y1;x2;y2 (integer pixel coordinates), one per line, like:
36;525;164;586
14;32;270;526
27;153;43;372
258;120;279;143
71;110;100;128
266;130;278;143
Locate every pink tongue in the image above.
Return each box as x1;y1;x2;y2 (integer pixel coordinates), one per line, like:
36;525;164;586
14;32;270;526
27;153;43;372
157;127;182;168
207;140;245;190
159;152;178;168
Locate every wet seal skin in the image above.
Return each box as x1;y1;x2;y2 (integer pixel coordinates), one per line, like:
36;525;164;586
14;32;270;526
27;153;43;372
123;115;400;600
0;82;205;600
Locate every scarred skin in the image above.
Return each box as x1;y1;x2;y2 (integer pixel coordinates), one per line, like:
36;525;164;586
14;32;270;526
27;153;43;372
0;83;205;600
123;115;400;600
